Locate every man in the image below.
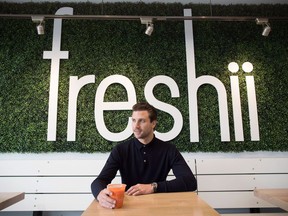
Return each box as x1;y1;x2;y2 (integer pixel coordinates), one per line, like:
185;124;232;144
91;102;197;209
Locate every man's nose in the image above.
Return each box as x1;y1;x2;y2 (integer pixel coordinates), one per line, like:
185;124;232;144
134;121;140;127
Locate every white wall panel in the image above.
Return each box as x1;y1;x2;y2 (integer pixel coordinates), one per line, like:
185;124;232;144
197;174;288;191
196;158;288;174
1;156;287;212
0;176;122;193
3;194;94;211
198;191;275;208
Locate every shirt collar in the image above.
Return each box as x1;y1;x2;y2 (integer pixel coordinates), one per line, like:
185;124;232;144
134;135;156;150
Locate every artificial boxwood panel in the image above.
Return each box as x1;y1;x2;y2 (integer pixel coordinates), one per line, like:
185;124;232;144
0;2;287;152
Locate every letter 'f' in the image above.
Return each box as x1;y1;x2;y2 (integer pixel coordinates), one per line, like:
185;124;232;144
44;7;73;141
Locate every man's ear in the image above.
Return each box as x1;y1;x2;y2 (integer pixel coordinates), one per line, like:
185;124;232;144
152;120;157;130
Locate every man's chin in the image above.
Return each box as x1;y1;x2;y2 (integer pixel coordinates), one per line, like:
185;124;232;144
133;132;142;139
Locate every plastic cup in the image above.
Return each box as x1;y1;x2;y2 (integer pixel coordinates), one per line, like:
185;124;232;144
107;184;127;208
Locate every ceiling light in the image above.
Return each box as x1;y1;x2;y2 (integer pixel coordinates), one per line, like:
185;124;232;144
145;23;154;36
32;16;45;35
262;25;271;36
256;18;271;37
140;17;154;36
36;22;45;35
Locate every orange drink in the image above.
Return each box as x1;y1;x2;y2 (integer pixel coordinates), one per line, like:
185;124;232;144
107;184;127;208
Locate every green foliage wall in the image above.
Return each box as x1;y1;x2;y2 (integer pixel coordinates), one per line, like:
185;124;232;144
0;2;288;153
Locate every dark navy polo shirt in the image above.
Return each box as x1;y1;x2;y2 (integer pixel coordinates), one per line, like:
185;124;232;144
91;136;197;198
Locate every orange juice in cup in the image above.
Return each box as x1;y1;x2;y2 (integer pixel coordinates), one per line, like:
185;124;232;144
107;184;127;208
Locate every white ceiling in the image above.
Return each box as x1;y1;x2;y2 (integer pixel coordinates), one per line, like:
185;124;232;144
4;0;288;4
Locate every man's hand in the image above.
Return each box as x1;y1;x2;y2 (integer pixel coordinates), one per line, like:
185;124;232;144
97;188;116;209
126;183;154;196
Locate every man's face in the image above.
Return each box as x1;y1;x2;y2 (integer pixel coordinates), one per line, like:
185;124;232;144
132;110;156;141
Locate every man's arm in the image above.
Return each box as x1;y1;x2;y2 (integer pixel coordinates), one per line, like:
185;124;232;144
90;149;120;199
157;150;197;193
126;183;154;196
124;150;197;195
91;178;109;199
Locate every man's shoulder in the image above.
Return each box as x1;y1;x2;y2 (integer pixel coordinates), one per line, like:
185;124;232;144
154;137;177;149
115;137;135;149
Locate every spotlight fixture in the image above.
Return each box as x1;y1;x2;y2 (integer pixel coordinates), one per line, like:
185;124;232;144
36;22;45;35
256;18;271;37
262;25;271;36
140;17;154;36
145;23;154;36
32;16;45;35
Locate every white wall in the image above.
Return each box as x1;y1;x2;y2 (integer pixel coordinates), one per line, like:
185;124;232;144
1;151;288;161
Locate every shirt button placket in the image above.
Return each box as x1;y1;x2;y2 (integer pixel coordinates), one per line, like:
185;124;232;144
143;146;147;163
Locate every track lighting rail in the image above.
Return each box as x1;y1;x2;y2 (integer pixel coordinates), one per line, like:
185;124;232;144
1;13;286;36
1;14;288;22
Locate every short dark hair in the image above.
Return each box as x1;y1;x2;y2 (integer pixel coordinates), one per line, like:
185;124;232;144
132;102;157;122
